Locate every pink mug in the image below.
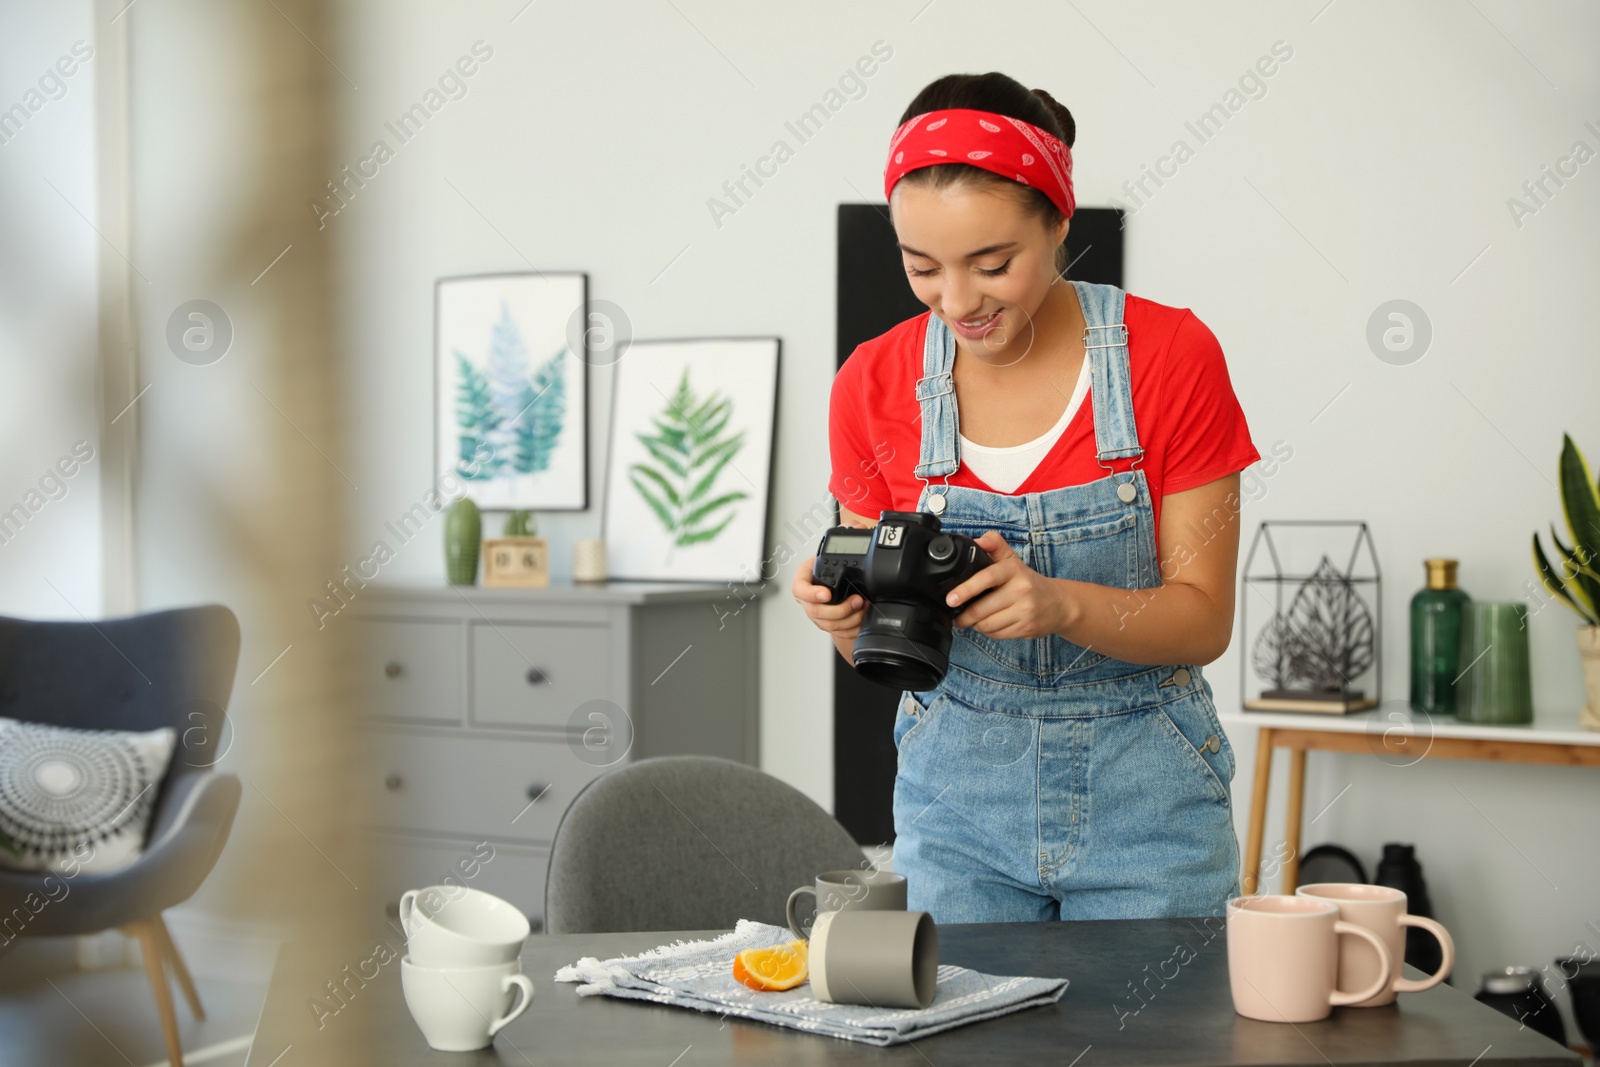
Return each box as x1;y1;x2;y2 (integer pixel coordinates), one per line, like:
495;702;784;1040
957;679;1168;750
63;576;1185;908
1227;895;1392;1023
1296;882;1454;1007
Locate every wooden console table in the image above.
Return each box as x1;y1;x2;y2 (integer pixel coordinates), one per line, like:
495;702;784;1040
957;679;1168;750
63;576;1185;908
1218;704;1600;895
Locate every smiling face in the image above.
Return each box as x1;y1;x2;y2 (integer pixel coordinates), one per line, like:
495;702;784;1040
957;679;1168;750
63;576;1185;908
891;178;1070;364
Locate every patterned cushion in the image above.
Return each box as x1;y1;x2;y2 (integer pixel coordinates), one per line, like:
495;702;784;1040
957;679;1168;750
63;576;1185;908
0;716;176;874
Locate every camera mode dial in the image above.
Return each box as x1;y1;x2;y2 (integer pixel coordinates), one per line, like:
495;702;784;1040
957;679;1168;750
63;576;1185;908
928;534;955;563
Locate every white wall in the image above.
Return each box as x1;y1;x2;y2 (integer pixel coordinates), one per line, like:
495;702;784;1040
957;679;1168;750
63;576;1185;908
0;2;102;618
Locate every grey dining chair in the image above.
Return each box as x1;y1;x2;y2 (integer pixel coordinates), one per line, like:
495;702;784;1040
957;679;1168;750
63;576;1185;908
545;755;870;935
0;604;241;1067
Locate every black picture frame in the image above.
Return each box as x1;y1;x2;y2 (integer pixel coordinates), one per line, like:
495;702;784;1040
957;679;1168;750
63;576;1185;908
600;335;782;584
433;270;590;512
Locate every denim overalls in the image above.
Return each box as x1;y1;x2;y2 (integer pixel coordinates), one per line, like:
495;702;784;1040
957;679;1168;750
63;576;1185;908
891;278;1242;923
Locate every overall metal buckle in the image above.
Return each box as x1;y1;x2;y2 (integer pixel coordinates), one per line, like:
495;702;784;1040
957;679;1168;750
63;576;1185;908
1081;322;1128;350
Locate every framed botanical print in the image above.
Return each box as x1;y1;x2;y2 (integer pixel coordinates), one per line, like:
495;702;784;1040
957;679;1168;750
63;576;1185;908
602;337;780;582
435;272;588;510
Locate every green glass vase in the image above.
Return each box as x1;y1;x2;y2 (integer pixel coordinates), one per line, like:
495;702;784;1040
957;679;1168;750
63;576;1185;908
445;497;481;585
1454;601;1534;725
1410;558;1471;715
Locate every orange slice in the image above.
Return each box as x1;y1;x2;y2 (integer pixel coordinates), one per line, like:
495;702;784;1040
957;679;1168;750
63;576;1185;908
731;938;809;991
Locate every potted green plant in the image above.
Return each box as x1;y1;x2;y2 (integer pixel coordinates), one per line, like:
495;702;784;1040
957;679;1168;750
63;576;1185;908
1531;433;1600;730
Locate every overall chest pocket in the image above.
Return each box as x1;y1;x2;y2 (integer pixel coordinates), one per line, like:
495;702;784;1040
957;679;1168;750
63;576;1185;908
931;519;1040;678
1038;509;1142;677
1033;508;1140;583
949;509;1143;679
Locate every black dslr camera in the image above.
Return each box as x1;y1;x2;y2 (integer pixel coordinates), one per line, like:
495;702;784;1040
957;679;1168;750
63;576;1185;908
812;510;994;690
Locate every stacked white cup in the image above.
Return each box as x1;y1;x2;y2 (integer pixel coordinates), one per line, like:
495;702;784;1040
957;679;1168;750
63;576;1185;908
398;884;535;1051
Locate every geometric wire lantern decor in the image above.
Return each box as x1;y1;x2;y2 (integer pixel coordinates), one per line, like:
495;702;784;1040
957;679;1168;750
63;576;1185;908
1240;520;1382;714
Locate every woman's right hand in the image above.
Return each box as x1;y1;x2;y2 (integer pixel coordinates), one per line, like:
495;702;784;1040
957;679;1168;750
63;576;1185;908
793;555;868;641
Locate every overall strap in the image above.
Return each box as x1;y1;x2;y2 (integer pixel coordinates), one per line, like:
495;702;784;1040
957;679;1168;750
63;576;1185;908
1074;279;1144;469
913;312;960;480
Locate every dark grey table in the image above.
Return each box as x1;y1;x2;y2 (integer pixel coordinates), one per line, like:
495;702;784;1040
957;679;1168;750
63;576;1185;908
245;918;1580;1066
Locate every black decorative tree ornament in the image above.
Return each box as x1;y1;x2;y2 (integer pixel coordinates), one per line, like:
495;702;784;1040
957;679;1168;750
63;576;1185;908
1241;522;1382;714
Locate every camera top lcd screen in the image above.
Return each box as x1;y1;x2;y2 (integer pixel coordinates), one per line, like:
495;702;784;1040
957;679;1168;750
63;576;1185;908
827;531;872;555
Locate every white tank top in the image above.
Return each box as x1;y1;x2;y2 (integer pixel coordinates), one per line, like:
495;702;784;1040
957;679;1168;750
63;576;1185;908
957;358;1090;493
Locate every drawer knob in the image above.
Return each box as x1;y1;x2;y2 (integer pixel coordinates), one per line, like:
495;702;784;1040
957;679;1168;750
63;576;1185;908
526;667;549;685
384;661;403;679
526;782;549;801
385;773;403;791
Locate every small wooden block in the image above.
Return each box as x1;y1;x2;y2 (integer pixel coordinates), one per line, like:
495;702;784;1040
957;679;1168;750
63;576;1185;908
482;537;550;588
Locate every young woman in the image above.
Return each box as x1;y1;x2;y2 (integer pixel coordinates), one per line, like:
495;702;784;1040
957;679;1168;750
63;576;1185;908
793;73;1262;923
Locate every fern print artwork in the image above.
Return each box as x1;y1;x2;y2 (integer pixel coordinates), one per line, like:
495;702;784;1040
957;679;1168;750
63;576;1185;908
602;337;778;583
628;367;748;547
453;301;568;480
435;273;588;510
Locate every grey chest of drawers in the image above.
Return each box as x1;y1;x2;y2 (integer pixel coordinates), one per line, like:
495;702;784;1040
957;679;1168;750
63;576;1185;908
355;580;761;931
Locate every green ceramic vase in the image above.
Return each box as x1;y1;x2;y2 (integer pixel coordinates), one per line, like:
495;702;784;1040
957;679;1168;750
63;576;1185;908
445;497;481;585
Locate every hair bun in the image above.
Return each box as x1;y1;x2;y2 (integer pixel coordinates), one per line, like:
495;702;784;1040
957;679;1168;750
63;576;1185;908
1029;88;1076;149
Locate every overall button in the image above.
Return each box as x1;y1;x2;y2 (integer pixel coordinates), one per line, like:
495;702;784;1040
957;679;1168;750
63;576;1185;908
1117;482;1136;503
1205;734;1221;753
1171;668;1191;687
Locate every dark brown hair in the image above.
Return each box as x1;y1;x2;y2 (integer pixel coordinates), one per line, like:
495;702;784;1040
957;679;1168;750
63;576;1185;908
895;73;1077;273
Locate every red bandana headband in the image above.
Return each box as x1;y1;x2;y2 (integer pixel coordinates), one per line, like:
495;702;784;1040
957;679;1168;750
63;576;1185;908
883;107;1075;218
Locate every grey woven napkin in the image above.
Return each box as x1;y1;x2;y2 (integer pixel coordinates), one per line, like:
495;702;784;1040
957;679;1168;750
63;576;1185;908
553;918;1068;1046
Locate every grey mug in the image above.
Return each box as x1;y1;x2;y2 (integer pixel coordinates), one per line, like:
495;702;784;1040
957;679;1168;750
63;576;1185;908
786;868;907;940
811;909;939;1009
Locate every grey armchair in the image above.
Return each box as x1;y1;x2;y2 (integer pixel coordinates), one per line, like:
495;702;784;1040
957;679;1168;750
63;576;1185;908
545;755;869;935
0;604;241;1067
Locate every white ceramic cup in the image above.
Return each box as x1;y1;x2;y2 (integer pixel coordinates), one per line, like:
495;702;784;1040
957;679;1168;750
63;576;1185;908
1296;882;1455;1007
400;957;534;1052
399;884;530;968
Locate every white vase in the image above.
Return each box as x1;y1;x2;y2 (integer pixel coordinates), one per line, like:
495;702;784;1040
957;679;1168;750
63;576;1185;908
1579;626;1600;732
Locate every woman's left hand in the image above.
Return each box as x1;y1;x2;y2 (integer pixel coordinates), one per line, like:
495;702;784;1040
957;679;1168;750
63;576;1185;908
946;530;1079;640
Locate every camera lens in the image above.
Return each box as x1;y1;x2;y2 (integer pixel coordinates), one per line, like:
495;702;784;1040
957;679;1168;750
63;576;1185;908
836;524;992;690
851;601;954;691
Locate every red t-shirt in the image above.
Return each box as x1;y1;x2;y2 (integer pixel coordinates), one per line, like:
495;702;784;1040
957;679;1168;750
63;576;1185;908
828;295;1260;559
